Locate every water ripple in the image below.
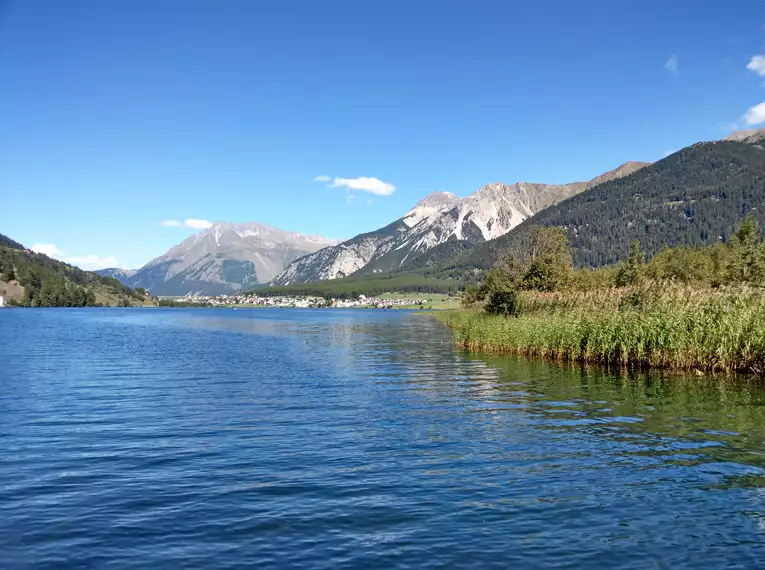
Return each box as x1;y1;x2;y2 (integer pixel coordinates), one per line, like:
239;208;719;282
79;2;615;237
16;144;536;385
0;308;764;569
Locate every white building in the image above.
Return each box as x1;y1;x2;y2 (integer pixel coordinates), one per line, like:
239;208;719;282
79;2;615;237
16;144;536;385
0;295;4;308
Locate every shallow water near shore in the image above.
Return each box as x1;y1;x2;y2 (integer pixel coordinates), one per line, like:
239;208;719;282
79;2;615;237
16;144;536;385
1;308;763;568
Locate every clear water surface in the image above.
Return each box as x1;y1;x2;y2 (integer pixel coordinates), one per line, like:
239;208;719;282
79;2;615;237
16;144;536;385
1;308;764;569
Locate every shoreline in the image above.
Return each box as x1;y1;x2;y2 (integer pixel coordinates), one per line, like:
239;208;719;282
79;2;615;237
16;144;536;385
433;291;765;376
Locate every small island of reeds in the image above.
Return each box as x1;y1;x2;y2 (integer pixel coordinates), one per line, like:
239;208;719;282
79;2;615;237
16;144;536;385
436;217;765;375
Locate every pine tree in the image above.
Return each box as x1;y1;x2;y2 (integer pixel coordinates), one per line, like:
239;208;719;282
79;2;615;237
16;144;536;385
726;215;765;286
616;240;645;287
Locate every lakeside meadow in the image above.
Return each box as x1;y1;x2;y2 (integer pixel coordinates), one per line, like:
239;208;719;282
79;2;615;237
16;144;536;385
436;217;765;375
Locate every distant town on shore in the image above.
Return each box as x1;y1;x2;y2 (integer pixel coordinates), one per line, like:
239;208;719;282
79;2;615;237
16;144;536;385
164;293;459;310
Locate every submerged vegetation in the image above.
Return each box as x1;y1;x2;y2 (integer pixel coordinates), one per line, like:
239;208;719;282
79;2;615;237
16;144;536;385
437;218;765;375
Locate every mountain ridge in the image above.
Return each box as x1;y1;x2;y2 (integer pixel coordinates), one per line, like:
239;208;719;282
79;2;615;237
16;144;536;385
96;268;138;281
102;221;339;296
398;139;765;279
722;127;765;144
0;232;149;306
257;138;765;299
271;160;649;286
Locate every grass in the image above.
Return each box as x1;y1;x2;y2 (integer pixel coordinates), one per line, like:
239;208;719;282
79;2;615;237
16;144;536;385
434;284;765;375
95;290;155;307
380;292;460;310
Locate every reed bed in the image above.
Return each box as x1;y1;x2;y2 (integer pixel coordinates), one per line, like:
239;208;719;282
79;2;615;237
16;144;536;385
436;285;765;375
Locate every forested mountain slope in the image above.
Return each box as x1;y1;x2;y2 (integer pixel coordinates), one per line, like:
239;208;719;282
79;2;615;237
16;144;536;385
0;233;25;250
405;140;765;277
273;161;648;286
0;233;149;306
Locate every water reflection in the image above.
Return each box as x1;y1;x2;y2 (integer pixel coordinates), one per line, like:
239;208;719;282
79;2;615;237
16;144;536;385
459;355;765;486
106;309;765;490
1;308;763;568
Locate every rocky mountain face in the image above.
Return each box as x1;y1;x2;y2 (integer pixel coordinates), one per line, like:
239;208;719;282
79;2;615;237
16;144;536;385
445;139;765;273
95;268;137;282
722;127;765;144
584;161;650;188
100;222;338;296
271;161;649;286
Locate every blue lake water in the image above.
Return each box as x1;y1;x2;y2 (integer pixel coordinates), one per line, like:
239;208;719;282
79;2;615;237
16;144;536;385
1;308;764;569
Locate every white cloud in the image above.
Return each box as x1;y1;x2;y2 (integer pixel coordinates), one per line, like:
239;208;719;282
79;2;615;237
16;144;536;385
663;54;679;74
65;254;120;270
313;174;396;198
744;101;765;126
733;55;765;128
330;176;396;196
747;55;765;77
159;218;213;229
31;243;121;270
184;218;213;229
345;194;356;204
31;243;63;257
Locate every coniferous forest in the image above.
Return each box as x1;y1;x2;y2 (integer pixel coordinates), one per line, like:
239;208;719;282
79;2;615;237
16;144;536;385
269;139;765;297
0;233;148;307
401;140;765;281
7;139;765;304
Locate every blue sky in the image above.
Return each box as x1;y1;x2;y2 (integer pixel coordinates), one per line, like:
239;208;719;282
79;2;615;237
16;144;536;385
1;0;763;269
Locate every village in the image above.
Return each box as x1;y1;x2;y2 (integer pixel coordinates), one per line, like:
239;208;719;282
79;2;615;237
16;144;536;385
173;293;438;309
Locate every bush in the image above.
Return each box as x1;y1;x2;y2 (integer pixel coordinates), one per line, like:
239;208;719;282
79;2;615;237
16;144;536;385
618;290;646;312
616;240;645;287
485;289;520;317
521;254;571;292
725;214;765;286
472;227;574;313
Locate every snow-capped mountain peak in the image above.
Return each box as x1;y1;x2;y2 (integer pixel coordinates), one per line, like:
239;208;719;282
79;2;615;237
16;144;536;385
402;191;460;228
271;161;650;286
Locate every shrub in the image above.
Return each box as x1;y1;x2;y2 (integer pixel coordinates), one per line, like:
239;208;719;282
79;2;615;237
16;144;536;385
618;290;646;312
485;289;520;317
616;240;645;287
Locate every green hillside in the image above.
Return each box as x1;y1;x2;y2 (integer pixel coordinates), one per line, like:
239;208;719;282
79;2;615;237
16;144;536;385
259;273;461;299
258;139;765;297
401;140;765;279
0;233;25;250
0;233;151;307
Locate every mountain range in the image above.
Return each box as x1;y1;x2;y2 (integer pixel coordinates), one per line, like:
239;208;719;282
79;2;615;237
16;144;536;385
259;129;765;299
99;163;646;295
99;223;338;296
271;161;648;285
441;137;765;273
98;127;765;297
